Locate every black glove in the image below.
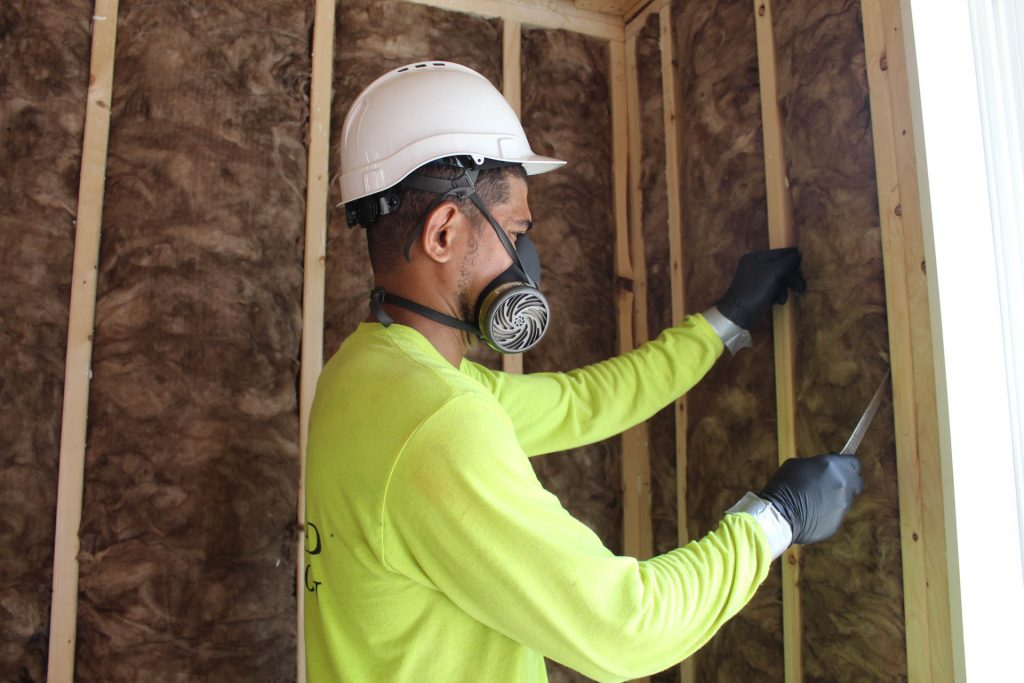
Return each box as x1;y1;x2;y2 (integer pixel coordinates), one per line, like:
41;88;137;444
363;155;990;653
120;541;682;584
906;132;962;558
715;248;807;329
758;454;863;545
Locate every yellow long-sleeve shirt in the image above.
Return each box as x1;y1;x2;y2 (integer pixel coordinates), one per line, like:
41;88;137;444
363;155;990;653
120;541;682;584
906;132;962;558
303;315;772;682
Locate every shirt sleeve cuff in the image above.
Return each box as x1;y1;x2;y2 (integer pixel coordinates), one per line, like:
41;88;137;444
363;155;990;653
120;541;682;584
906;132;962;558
726;492;793;560
702;307;753;355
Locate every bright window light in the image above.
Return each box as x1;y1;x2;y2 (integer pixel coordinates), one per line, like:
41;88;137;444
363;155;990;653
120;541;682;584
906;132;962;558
905;0;1024;680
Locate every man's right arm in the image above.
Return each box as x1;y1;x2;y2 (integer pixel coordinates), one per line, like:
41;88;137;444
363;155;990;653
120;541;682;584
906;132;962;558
380;393;861;681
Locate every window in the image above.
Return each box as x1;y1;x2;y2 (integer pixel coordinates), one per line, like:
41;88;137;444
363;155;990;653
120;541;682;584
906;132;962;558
906;1;1024;679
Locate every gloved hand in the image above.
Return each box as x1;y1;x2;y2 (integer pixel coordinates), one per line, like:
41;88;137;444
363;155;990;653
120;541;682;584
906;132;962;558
758;453;863;545
715;248;806;329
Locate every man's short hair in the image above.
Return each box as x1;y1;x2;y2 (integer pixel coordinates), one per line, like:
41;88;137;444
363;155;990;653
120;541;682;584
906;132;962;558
366;163;527;272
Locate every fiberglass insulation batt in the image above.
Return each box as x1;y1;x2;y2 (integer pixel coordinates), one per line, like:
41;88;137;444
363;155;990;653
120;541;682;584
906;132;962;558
0;2;91;680
671;0;785;679
774;0;906;679
74;3;310;679
521;28;620;680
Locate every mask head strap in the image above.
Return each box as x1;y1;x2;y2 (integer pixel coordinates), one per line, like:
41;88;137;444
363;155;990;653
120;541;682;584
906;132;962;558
400;159;532;282
370;287;482;339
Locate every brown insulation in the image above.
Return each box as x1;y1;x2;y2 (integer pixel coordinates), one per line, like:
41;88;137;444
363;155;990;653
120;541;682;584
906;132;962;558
74;3;310;680
0;3;91;679
672;0;785;680
324;0;502;370
521;29;618;683
773;1;906;680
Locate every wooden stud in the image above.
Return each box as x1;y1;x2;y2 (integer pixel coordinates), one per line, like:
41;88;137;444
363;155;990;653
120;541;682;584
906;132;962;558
47;2;119;681
502;18;524;376
610;40;633;368
860;2;953;681
869;11;952;679
624;0;669;38
404;0;624;41
502;19;522;116
610;40;650;568
658;7;695;683
752;1;803;681
625;36;649;350
296;1;336;681
575;0;637;18
658;2;685;544
622;35;653;565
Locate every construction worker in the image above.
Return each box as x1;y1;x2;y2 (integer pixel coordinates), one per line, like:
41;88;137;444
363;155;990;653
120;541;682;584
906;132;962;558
303;62;862;682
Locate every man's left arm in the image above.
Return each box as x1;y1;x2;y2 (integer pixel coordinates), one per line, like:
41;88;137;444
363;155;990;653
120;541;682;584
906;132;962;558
461;247;806;456
461;314;722;456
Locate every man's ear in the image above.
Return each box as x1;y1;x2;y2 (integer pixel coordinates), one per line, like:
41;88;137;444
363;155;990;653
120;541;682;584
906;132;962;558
419;202;463;264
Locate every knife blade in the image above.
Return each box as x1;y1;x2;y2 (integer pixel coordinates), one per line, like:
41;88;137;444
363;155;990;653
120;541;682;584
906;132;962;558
840;369;891;455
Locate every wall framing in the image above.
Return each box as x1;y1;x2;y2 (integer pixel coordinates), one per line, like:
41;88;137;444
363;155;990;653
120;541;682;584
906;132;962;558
657;6;693;681
861;1;953;680
622;32;655;563
47;3;119;681
38;0;948;681
502;18;525;376
296;2;337;681
752;1;803;680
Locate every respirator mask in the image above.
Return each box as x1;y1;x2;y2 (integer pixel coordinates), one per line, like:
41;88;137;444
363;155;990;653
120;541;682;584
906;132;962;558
348;158;550;354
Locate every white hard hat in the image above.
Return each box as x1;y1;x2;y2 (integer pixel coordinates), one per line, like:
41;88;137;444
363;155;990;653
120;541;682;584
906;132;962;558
339;61;565;204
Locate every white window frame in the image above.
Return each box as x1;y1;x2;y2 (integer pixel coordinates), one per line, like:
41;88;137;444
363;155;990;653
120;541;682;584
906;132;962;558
902;1;1024;680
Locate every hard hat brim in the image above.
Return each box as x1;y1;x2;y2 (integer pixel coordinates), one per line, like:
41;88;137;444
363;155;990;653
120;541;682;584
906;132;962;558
519;155;567;176
341;152;566;204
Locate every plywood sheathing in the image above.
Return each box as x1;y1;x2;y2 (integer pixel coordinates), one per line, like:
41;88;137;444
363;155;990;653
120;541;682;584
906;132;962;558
73;3;311;679
670;0;786;680
323;0;503;372
769;1;907;679
520;27;619;683
0;3;92;679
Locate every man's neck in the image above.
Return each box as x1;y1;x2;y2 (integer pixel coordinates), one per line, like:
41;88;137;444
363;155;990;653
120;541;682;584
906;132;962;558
365;302;470;368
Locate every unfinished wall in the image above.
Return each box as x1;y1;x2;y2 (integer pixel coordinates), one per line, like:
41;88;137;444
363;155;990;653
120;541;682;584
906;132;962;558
1;0;910;680
658;0;907;680
671;0;785;680
0;3;91;680
324;0;502;371
74;3;310;680
521;27;618;683
634;16;684;682
773;1;906;680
